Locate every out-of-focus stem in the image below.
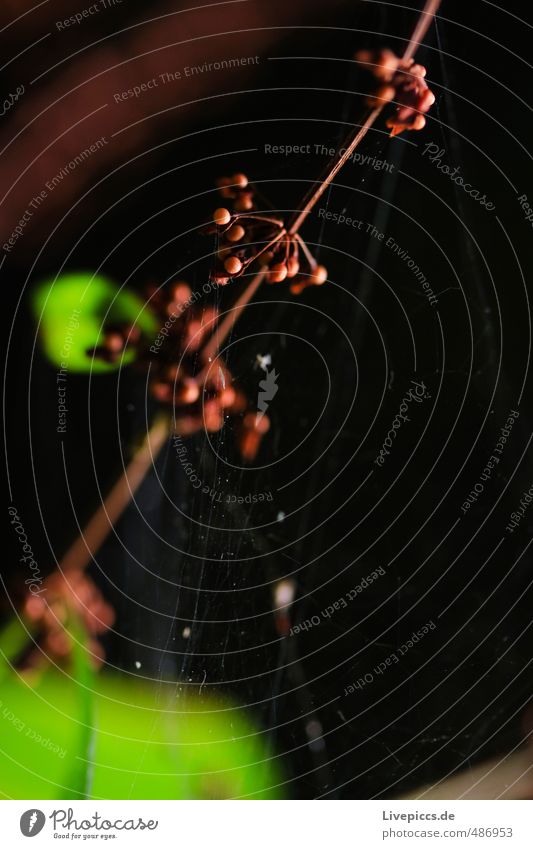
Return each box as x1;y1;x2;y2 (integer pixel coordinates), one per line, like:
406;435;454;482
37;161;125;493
404;748;533;800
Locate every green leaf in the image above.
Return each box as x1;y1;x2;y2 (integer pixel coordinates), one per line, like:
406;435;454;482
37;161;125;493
32;272;157;373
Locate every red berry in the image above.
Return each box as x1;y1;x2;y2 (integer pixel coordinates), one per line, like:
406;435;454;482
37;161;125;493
226;224;245;242
310;265;327;285
213;207;231;226
232;173;248;188
268;263;288;283
287;258;300;278
234;195;253;212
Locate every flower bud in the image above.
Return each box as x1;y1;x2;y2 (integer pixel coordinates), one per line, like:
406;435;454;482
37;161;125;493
287;258;300;278
268;263;288;283
310;265;328;285
232;173;248;188
224;256;243;276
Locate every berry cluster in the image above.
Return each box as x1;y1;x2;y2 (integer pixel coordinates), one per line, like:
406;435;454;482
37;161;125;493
356;48;436;136
207;173;328;294
23;568;115;668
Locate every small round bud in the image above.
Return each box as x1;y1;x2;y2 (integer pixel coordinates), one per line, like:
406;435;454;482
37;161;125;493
238;431;260;462
355;49;372;64
255;415;270;435
220;387;236;408
232;173;248;188
127;325;141;343
419;89;435;111
229;390;247;413
210;268;230;285
204;399;224;432
185;320;202;346
224;256;243;276
310;265;328;285
205;412;224;432
166;364;181;381
226;224;245;242
166;300;184;317
411;63;426;78
213;207;231;226
374;84;396;104
379;49;400;78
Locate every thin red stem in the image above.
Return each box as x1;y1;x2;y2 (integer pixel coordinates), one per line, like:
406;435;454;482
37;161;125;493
295;233;318;270
403;0;442;62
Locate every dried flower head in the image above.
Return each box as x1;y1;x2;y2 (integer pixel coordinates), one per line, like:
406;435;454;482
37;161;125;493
206;174;327;295
356;48;436;136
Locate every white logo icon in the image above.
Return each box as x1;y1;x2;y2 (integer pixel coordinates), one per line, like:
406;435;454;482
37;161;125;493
256;355;279;423
20;810;46;837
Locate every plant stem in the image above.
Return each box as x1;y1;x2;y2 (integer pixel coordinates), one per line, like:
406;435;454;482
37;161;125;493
20;0;443;590
67;612;96;799
288;106;382;235
404;748;533;800
199;269;266;368
404;0;442;63
203;0;442;361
